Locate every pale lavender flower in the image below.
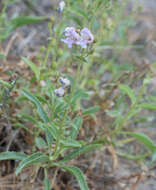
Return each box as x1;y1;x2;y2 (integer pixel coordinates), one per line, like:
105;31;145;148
54;87;65;97
61;27;94;48
78;28;94;48
59;77;70;87
61;27;81;48
58;1;65;13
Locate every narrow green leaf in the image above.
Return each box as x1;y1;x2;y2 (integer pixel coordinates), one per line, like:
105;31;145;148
42;123;58;140
56;165;89;190
8;16;48;33
16;152;49;175
59;144;102;163
71;89;89;104
35;137;47;149
15;123;33;134
22;57;40;80
18;113;38;124
61;139;82;148
0;152;27;161
148;95;156;102
54;100;68;115
43;176;51;190
10;16;48;27
82;106;99;116
2;16;49;40
35;95;48;104
124;132;156;152
138;103;156;111
0;80;12;88
45;129;54;149
117;151;150;160
21;89;49;123
119;84;136;104
70;117;83;139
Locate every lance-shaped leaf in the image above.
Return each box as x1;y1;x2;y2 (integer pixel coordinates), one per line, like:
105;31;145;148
41;123;58;140
45;128;54;149
124;132;156;152
2;16;49;40
21;89;49;123
16;152;49;175
43;176;51;190
59;144;102;163
119;84;136;104
0;152;27;161
22;57;40;81
82;106;99;116
138;103;156;111
0;80;12;88
61;139;82;148
55;164;89;190
70;117;83;139
35;137;47;149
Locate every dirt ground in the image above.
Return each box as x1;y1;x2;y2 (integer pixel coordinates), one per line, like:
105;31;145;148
0;0;156;190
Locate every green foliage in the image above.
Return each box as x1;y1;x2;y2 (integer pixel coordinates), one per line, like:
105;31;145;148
138;103;156;111
21;89;49;123
0;80;12;88
119;84;136;104
16;152;50;175
55;164;89;190
1;16;48;41
124;132;156;152
43;176;51;190
42;123;58;140
82;106;99;116
0;152;27;161
0;0;156;189
35;137;47;149
22;57;40;81
59;144;102;163
70;116;83;139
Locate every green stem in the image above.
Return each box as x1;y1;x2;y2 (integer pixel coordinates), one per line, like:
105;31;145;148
52;59;83;159
52;108;68;159
43;39;53;67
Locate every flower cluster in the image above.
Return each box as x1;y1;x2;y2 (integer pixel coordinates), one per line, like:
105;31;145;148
61;27;94;48
54;77;70;97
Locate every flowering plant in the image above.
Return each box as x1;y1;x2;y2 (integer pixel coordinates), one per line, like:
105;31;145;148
0;1;156;190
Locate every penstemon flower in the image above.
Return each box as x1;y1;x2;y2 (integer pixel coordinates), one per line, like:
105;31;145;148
54;87;65;97
78;27;94;49
59;77;70;87
61;27;94;48
61;27;81;48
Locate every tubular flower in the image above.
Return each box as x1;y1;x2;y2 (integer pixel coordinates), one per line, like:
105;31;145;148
61;27;94;48
78;27;94;48
54;87;65;97
59;77;70;87
61;27;81;48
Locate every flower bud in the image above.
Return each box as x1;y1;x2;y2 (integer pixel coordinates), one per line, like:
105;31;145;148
58;1;65;13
